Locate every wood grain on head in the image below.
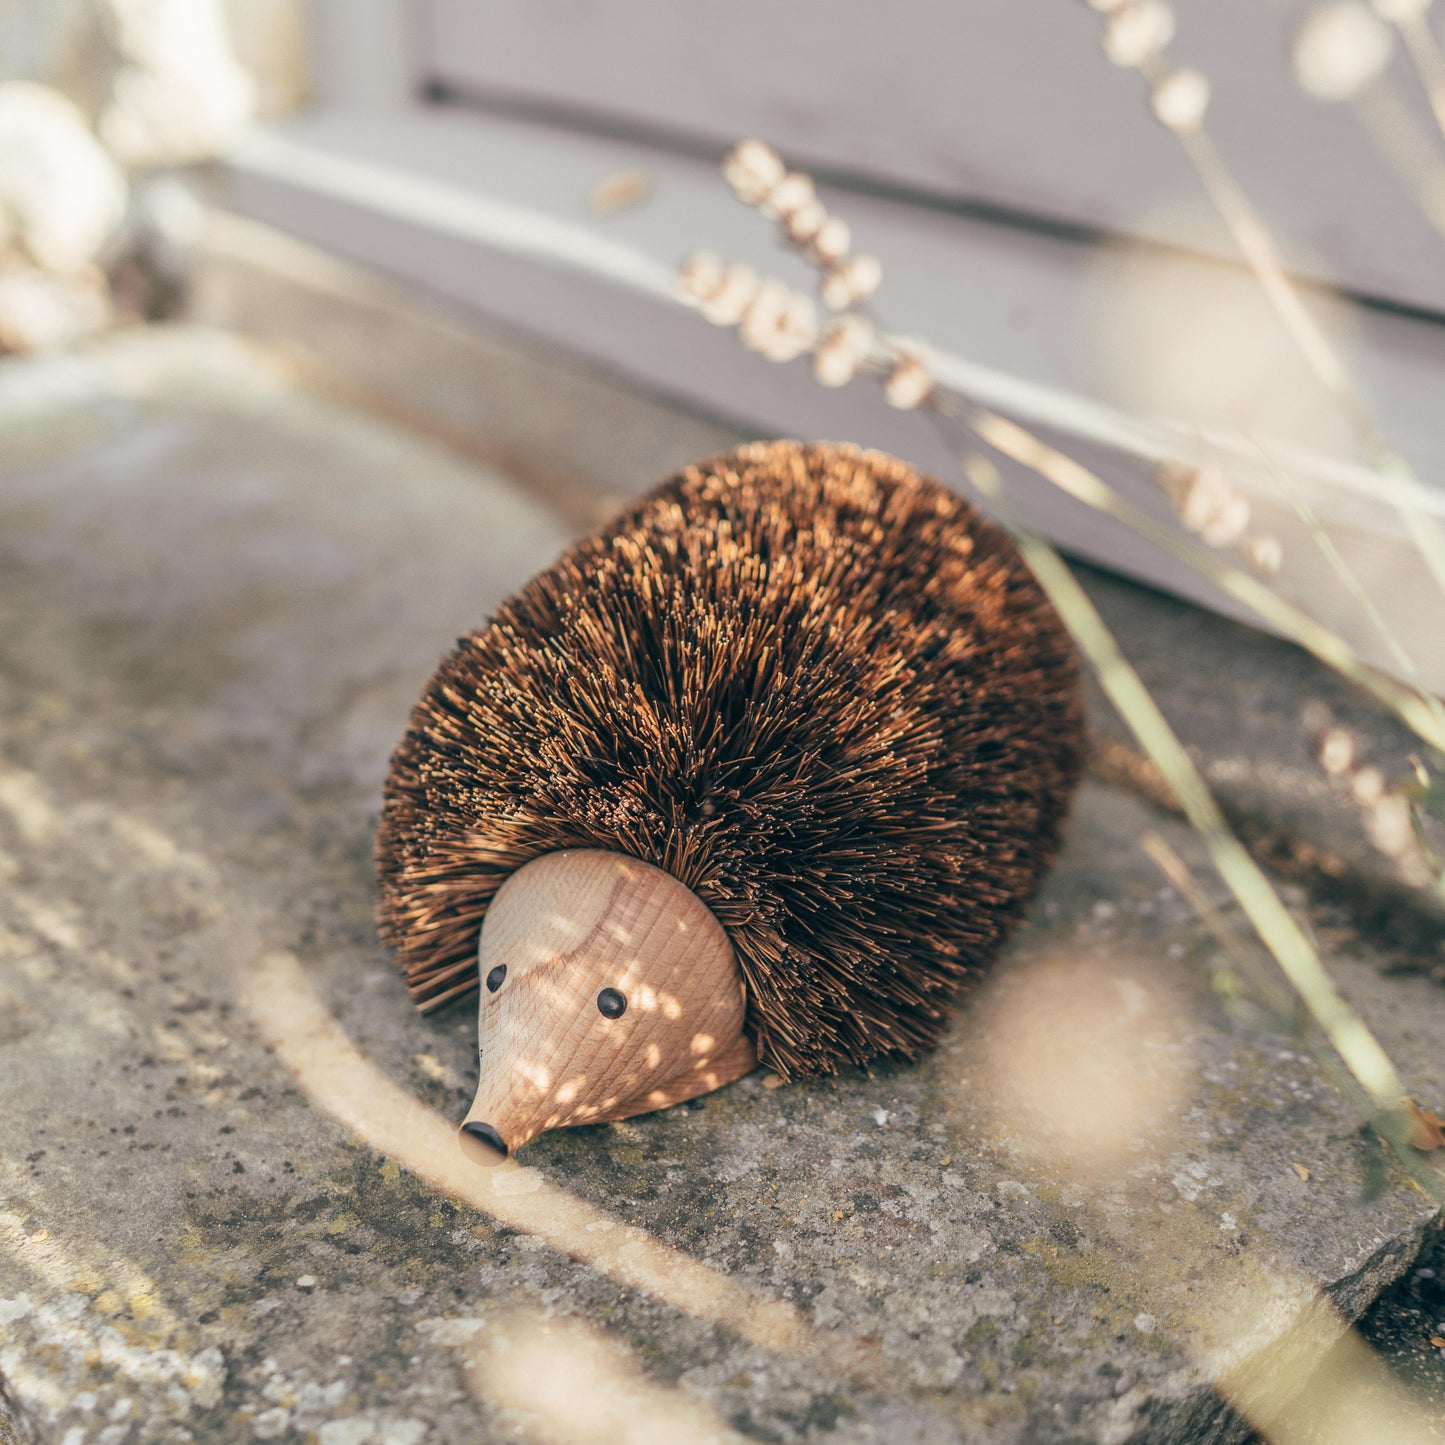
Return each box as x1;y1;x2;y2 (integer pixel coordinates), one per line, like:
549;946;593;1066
460;850;754;1159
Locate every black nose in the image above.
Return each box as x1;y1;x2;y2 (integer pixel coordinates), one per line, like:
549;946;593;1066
459;1121;509;1164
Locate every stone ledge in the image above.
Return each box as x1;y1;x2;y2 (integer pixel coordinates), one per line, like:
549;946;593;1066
0;326;1439;1443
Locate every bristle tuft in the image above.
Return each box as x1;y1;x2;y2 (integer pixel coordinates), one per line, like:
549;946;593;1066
376;441;1085;1078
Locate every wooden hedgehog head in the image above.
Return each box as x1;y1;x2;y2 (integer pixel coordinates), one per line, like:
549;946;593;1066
376;441;1085;1162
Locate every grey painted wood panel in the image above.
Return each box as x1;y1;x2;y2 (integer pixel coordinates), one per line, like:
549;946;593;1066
421;0;1445;314
307;0;421;107
226;105;1445;689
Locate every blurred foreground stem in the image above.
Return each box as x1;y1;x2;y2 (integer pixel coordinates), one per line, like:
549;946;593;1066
961;454;1416;1137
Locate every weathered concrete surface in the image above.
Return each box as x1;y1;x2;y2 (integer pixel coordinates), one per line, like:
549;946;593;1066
0;327;1441;1444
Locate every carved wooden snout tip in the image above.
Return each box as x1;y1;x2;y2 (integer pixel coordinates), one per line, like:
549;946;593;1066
457;1120;509;1166
458;849;756;1162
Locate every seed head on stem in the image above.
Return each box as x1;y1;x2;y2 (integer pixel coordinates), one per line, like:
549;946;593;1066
1104;1;1177;68
813;315;875;387
1294;3;1394;100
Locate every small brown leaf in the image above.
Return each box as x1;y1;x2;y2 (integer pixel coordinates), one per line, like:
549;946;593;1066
1291;1162;1310;1182
1399;1096;1445;1151
1431;1336;1445;1349
589;168;651;214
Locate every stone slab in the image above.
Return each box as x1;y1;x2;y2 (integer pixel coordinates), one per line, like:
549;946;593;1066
0;327;1440;1444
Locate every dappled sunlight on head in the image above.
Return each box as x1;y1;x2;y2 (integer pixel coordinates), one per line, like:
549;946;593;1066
462;851;755;1155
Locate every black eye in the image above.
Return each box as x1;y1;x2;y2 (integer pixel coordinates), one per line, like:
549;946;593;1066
486;965;506;993
597;987;627;1019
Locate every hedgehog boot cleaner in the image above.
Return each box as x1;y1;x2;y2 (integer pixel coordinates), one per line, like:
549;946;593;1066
376;442;1086;1164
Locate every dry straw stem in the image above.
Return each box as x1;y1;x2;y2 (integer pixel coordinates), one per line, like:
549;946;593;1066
1133;18;1445;779
1139;830;1262;983
711;151;1445;750
1106;6;1445;785
1245;436;1445;815
960;453;1419;1137
949;399;1445;755
1213;1284;1443;1445
1293;4;1445;239
1089;3;1445;636
1251;438;1429;697
963;940;1438;1442
686;134;1440;1172
1351;82;1445;239
1381;0;1445;140
237;952;1445;1444
701;203;1445;753
1139;828;1445;1195
1156;95;1445;615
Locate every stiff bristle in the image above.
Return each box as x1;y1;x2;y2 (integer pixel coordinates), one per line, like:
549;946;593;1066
375;441;1085;1078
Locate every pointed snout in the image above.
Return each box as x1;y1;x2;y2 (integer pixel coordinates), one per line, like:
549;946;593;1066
459;1065;562;1162
455;849;755;1165
457;1120;509;1166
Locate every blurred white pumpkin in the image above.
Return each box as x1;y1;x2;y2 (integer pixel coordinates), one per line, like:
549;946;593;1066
97;0;256;168
0;82;126;274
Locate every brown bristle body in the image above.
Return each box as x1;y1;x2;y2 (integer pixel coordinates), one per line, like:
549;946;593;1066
376;441;1085;1079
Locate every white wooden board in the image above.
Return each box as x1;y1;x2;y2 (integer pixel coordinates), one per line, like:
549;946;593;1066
420;0;1445;315
227;104;1445;690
